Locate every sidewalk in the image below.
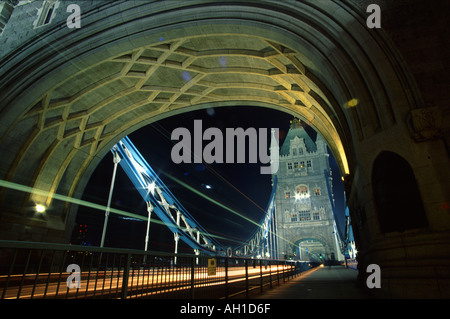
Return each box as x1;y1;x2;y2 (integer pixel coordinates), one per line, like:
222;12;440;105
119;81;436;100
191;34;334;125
254;265;370;299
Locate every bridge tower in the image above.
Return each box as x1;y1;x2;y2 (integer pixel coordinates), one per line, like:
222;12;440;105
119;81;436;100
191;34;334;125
274;119;343;263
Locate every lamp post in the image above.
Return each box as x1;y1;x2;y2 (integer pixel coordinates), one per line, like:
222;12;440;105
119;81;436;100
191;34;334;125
100;151;121;248
35;204;46;213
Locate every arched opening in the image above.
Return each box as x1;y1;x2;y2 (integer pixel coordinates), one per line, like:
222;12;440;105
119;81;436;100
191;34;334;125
1;13;366;244
73;106;347;255
372;151;428;233
294;238;329;263
0;3;387;281
3;0;446;298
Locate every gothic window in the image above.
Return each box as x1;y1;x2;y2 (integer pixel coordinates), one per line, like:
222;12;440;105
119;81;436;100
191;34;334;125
291;213;298;222
287;162;292;170
307;160;312;168
372;151;428;233
299;148;304;155
300;161;305;168
299;210;311;221
285;191;291;199
294;162;299;169
297;185;308;195
314;188;321;196
292;148;297;156
35;0;58;28
313;212;320;220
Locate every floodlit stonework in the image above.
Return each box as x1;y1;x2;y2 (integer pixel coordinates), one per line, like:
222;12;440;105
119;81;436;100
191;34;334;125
274;119;344;263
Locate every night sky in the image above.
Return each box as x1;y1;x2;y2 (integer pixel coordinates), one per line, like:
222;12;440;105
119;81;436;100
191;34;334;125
73;106;345;254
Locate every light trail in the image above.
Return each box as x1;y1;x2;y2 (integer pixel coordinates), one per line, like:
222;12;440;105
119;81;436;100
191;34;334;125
0;152;298;254
0;176;296;257
0;179;149;222
1;264;294;299
161;173;296;248
150;122;267;213
0;179;252;247
162;173;259;228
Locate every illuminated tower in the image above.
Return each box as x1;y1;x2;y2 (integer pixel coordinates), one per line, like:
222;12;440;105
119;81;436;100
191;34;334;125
274;119;342;262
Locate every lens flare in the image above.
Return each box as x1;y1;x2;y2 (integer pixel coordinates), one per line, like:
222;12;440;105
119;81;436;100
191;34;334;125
35;204;46;213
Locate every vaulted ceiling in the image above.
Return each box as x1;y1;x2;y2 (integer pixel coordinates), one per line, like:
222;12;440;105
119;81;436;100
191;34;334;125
21;34;335;160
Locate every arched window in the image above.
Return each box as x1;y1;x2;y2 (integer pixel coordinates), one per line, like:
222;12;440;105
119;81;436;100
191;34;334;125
297;185;308;195
372;151;428;233
34;0;58;28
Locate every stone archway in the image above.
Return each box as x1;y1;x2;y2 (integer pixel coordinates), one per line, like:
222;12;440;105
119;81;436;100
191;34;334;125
0;0;448;297
0;0;407;241
294;238;331;262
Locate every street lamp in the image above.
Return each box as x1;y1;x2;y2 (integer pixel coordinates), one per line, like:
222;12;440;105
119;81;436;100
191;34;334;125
35;204;46;213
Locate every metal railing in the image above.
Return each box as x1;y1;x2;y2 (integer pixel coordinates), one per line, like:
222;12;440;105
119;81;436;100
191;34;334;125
0;240;313;299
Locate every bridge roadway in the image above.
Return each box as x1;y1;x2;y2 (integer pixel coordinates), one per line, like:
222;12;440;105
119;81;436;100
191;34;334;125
1;264;292;299
254;265;371;299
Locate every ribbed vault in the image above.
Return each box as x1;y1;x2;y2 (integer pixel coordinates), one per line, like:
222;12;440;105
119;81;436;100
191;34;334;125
4;34;350;210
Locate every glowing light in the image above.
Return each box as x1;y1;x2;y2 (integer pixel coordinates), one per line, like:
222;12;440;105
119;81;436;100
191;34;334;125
294;192;309;201
345;98;359;108
206;108;215;116
182;71;191;81
219;56;227;67
35;204;46;213
147;181;156;195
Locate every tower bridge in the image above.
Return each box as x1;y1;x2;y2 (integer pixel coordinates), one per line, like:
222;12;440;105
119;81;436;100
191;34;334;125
107;135;279;259
0;0;449;299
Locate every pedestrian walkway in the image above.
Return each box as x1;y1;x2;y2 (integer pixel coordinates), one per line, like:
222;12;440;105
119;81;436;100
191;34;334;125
255;265;371;299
